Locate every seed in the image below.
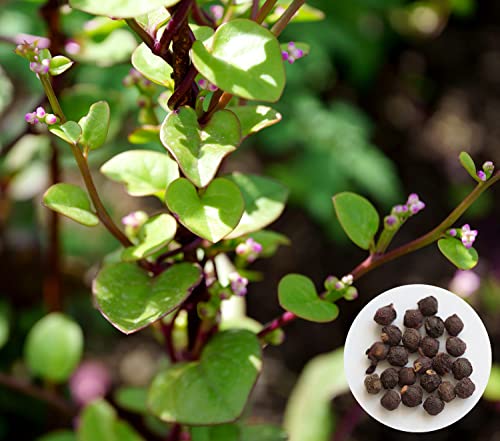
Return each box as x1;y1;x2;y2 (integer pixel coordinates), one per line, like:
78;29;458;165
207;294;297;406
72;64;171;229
381;390;401;410
419;336;439;358
444;314;464;336
387;346;408;367
402;328;421;352
438;381;456;402
398;367;416;387
401;384;423;407
425;316;445;338
432;352;453;376
380;367;399;389
374;304;397;325
381;325;402;346
423;395;445;415
452;358;473;380
418;296;438;316
365;342;389;374
414;356;433;374
446;336;466;357
455;377;475;398
404;309;424;329
420;369;442;393
364;374;382;394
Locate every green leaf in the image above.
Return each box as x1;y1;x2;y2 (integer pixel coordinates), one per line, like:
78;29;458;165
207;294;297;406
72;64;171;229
161;107;240;188
191;19;286;102
93;262;202;334
166;178;244;243
49;121;82;145
149;329;261;425
100;150;179;198
228;105;281;139
131;43;174;88
49;56;74;76
332;192;379;250
459;151;479;181
36;431;76;441
438;237;479;270
114;387;149;414
69;0;181;18
128;126;160;145
284;347;348;441
0;300;10;350
484;364;500;401
43;183;99;227
245;230;290;258
278;274;339;323
191;424;286;441
75;30;137;67
79;101;110;150
24;313;83;383
122;213;177;261
225;173;288;239
267;1;325;23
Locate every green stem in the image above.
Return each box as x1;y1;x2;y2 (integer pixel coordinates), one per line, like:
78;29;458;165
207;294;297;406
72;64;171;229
40;74;65;122
271;0;305;36
374;226;399;254
255;0;278;24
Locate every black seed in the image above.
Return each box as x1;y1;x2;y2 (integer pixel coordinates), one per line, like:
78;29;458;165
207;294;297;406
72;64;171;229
455;377;475;398
452;358;473;380
425;316;445;338
445;314;464;336
423;395;445;415
387;346;409;367
381;390;401;410
402;328;421;353
446;336;467;357
365;342;389;373
398;367;416;387
419;336;440;358
414;356;433;374
381;325;402;346
432;352;453;376
438;381;456;402
404;309;424;329
418;296;438;316
380;367;400;389
364;374;382;394
420;369;442;393
374;304;397;325
401;385;423;407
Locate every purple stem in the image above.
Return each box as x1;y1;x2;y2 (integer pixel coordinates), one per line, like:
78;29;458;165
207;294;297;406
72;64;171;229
156;237;203;263
191;1;216;28
167;64;198;110
155;0;193;57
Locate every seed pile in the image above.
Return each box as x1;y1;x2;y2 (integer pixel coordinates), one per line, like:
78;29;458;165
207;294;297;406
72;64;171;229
365;296;475;416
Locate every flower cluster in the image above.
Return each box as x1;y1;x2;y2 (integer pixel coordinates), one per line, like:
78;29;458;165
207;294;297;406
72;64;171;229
228;272;248;297
282;42;305;64
25;106;57;126
235;238;263;263
122;69;152;89
324;274;358;301
197;78;218;93
447;224;478;249
477;161;495;182
121;211;148;237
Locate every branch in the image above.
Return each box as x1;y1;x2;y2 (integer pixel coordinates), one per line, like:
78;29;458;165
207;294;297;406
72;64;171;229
155;0;193;57
270;0;305;36
255;0;278;24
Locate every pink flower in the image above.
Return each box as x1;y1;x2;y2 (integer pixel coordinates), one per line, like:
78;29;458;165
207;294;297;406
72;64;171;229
25;112;38;125
449;270;480;298
228;272;248;297
460;224;478;249
282;42;305;64
235;238;263;263
406;193;425;215
69;361;111;406
45;114;58;125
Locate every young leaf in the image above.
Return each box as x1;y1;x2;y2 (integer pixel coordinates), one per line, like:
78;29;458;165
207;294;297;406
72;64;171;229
93;262;202;334
148;330;262;425
225;173;288;239
191;19;286;102
438;237;479;270
79;101;110;150
165;178;244;243
160;107;241;188
100;150;179;198
43;183;99;227
278;274;339;323
459;152;478;181
69;0;181;18
121;213;177;261
24;313;83;383
49;55;74;76
49;121;82;145
131;43;174;88
228;105;282;139
332;192;379;250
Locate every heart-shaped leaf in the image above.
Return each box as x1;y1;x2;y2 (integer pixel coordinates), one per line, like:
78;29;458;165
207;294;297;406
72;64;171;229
122;213;177;261
225;173;288;239
278;274;339;323
69;0;181;18
459;151;479;181
228;105;281;139
24;313;83;383
43;183;99;226
332;192;379;250
161;107;240;188
100;150;179;198
191;19;286;102
148;329;261;425
79;101;110;150
49;55;74;76
438;237;479;270
131;43;174;88
166;178;244;243
49;121;82;145
93;262;202;334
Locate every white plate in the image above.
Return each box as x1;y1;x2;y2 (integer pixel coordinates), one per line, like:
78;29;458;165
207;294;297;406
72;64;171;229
344;284;491;432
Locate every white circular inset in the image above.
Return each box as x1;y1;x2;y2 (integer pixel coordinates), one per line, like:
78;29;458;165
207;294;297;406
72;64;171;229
344;284;491;432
